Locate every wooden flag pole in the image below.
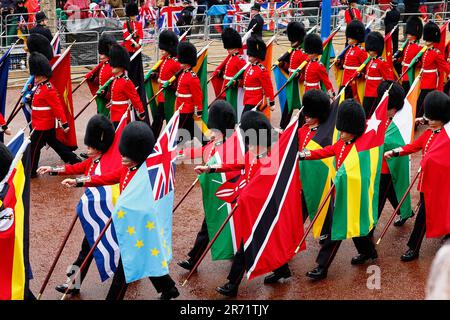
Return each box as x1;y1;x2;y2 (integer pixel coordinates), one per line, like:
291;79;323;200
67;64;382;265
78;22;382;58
173;178;199;213
72;78;87;94
74;95;97;120
5;97;24;126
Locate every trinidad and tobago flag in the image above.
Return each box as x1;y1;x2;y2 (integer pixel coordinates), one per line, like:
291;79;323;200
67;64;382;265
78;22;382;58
235;118;305;280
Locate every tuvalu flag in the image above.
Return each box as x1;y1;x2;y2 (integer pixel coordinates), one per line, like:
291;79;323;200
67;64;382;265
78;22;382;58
0;132;31;300
331;92;388;240
236;118;305;280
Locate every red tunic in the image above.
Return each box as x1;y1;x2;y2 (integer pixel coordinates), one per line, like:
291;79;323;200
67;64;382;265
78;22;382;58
342;45;368;85
222;52;246;88
0;113;6;131
400;41;422;82
420;47;450;90
122;20;144;53
242;63;275;106
364;57;394;97
86;60;113;88
157;55;181;103
31;81;68;131
182;140;217;162
84;165;139;192
287;48;308;75
307;139;355;170
215;151;267;183
301;59;334;93
61;157;100;176
175;68;203;114
399;128;442;190
297;125;318;151
109;74;144;122
344;8;362;24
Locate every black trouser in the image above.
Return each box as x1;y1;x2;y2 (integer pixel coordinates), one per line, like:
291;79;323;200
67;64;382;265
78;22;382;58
227;243;246;285
407;193;426;254
362;97;377;119
242;104;256;117
339;86;354;100
316;205;342;269
30;128;80;175
402;81;411;97
151;102;165;138
70;237;93;287
187;219;209;264
112;121;119;130
280;105;293;130
106;258;176;300
177;113;203;147
417;89;433;118
128;52;150;126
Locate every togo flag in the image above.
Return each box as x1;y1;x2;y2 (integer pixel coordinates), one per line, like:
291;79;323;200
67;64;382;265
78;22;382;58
384;76;420;219
332;92;388;240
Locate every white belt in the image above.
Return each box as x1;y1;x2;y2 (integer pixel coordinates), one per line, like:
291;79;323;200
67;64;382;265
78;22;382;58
304;81;320;86
176;92;192;98
32;106;51;111
366;76;383;81
223;75;234;80
422;69;438;73
343;65;358;70
402;62;410;67
244;86;262;91
110;100;129;105
288;68;298;73
158;78;170;84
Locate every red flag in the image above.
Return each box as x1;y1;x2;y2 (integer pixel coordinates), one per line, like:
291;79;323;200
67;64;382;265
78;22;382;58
211;55;231;98
421;121;450;238
437;22;449;90
51;50;77;149
235;119;305;280
84;63;103;96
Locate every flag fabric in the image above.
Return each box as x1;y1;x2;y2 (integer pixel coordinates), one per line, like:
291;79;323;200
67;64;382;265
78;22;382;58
20;76;35;125
158;6;183;34
260;2;291;31
199;131;245;260
0;133;31;300
382;28;395;75
272;65;288;115
407;46;427;87
261;36;275;71
321;0;332;39
95;77;114;117
144;67;161;122
300;101;338;238
384;76;420;220
51;32;61;56
51;50;77;149
0;48;11;142
236;118;304;280
192;47;209;131
75;116;128;281
437;22;449;90
284;61;307;114
332;92;389;240
421;121;450;238
112;112;180;283
85;63;103;97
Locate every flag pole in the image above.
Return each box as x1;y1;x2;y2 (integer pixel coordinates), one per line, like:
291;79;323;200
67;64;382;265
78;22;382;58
60;217;113;300
376;167;421;245
182;204;239;286
5;96;24;125
173;178;199;213
71;77;87;94
74;95;97;120
37;213;79;300
294;184;335;254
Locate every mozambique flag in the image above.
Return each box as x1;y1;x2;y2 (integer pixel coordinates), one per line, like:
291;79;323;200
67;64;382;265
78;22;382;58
300;101;338;237
144;59;163;121
192;46;209;134
331;92;388;240
51;48;77;149
0;132;31;300
384;76;420;220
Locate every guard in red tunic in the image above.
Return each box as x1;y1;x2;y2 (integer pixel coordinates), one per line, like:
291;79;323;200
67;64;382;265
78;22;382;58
385;91;450;262
108;44;146;128
363;32;395;118
301;33;335;96
0;113;11;136
278;22;307;128
28;52;81;177
174;42;203;146
151;30;180;137
242;37;275;116
212;27;246;99
394;16;423;94
337;20;368;98
417;22;450;117
344;0;362;25
64;121;180;300
37;115;116;295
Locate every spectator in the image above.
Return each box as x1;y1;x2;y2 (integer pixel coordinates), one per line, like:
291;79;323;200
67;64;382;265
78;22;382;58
29;11;53;42
64;0;90;19
385;1;400;53
426;242;450;299
248;2;264;39
15;0;28;20
176;0;195;36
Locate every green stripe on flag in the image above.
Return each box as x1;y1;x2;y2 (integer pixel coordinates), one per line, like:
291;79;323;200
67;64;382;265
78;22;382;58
95;78;114;117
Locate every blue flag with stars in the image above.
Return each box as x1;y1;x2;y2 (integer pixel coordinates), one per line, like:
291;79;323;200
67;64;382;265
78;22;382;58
112;164;174;283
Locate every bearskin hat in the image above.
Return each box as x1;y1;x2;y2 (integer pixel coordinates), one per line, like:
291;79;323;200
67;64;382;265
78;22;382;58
29;52;52;78
125;2;139;17
377;81;405;111
207;100;237;137
98;33;117;56
177;42;197;67
119;122;155;164
286;22;306;45
346;20;365;43
0;142;13;182
365;31;384;56
159;30;179;57
84;115;115;153
246;36;266;60
26;33;53;61
406;16;423;38
424;90;450;123
304;33;323;55
221;28;242;49
302;89;331;123
109;44;130;70
336;99;366;137
423;21;440;43
240;111;275;147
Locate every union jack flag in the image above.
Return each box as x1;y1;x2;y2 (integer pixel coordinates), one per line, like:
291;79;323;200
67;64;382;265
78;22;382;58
139;4;158;28
146;111;180;201
158;6;183;33
261;1;291;31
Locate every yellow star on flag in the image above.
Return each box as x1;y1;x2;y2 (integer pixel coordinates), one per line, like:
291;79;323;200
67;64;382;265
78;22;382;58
117;210;126;219
163;240;167;248
127;226;136;236
159;228;164;236
135;240;144;249
145;221;155;230
151;248;159;256
161;260;168;268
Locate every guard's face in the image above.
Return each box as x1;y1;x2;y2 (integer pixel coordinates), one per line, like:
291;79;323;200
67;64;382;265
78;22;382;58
86;146;102;159
347;38;357;46
307;53;318;60
428;119;444;130
305;116;319;128
425;41;433;47
121;156;138;168
111;67;124;75
340;131;355;143
406;34;416;42
248;56;258;64
208;129;223;142
161;49;169;57
368;51;377;58
100;54;108;61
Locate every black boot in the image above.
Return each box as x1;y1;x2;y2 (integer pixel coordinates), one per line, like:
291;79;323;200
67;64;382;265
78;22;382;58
264;266;292;284
306;266;327;280
55;282;80;295
177;259;195;271
351;251;378;265
400;249;419;262
394;212;414;227
159;286;180;300
216;282;238;297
